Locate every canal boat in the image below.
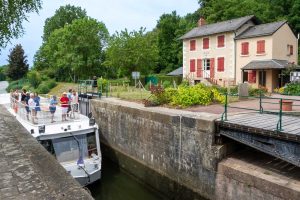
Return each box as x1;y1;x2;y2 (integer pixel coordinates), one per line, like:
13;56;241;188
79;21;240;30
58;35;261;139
0;93;101;186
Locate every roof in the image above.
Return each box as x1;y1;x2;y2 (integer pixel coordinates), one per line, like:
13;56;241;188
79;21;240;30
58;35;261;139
241;59;289;70
180;15;256;40
236;21;286;39
167;67;183;76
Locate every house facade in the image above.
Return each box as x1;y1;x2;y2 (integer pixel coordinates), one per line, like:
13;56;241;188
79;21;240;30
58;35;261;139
180;15;298;91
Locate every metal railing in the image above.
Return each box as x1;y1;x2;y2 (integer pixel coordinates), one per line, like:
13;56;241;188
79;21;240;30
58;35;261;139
10;97;81;126
221;92;300;132
78;79;108;98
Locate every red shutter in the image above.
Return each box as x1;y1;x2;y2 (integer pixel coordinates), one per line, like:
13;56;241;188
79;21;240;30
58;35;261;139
217;57;224;72
210;58;215;78
217;35;224;47
257;40;265;54
190;40;196;51
290;45;293;55
197;59;202;77
203;38;209;49
248;70;256;83
190;59;196;72
241;42;249;55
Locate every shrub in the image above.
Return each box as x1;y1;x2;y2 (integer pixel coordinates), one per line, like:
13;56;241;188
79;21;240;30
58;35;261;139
97;78;109;92
212;89;225;104
249;86;268;96
162;80;171;88
27;70;41;88
35;80;57;94
171;84;213;107
284;83;300;95
6;79;28;92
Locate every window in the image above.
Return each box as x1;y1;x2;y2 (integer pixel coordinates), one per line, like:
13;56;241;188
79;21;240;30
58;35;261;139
190;59;196;72
203;38;209;49
217;57;224;72
248;70;256;83
257;40;265;54
217;35;225;48
190;40;196;51
241;42;249;55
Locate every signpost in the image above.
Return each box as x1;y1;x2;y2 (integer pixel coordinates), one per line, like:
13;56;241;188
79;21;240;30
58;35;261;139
132;71;140;87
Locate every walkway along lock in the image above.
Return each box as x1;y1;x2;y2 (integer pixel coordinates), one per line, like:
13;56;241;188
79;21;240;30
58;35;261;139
220;92;300;132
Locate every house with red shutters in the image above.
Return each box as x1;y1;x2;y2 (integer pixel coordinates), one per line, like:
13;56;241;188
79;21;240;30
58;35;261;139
180;15;298;91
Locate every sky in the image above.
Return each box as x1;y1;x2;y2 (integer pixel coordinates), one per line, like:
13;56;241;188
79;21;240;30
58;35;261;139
0;0;199;66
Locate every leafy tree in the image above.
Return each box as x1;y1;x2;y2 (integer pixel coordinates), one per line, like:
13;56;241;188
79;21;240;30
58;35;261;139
104;28;158;78
0;65;8;81
35;17;109;81
156;11;182;73
7;44;29;80
42;4;87;42
0;0;42;49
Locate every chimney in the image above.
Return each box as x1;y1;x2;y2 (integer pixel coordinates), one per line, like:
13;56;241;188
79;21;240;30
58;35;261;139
198;17;206;27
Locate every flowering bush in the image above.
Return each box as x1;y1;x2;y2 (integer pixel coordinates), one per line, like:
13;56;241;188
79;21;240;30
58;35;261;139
171;84;213;107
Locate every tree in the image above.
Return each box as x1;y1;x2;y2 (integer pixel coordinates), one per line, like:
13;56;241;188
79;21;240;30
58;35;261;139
156;11;182;73
104;28;159;78
42;4;87;42
7;44;29;80
35;17;109;81
0;0;42;49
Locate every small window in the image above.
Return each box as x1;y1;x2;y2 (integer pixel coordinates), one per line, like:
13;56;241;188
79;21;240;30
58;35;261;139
257;40;265;54
190;40;196;51
241;42;249;55
203;38;209;49
217;57;224;72
217;35;225;47
190;59;196;72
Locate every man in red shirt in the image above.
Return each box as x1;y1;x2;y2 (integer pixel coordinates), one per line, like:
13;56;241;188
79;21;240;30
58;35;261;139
60;92;69;121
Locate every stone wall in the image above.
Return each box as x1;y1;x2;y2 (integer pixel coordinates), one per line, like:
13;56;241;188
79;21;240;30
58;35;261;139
91;98;228;199
91;98;300;200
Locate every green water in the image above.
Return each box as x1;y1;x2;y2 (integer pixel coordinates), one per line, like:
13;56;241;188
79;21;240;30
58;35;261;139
88;159;165;200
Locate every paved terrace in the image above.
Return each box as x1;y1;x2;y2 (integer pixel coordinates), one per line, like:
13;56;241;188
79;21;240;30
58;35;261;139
0;105;93;200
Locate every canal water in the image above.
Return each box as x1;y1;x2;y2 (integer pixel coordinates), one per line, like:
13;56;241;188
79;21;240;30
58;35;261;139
0;81;165;199
88;158;165;200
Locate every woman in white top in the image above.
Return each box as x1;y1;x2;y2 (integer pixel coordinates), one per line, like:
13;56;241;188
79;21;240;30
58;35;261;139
70;90;78;119
28;93;37;124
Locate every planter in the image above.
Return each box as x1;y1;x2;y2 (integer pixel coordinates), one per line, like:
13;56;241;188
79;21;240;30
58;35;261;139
281;100;293;111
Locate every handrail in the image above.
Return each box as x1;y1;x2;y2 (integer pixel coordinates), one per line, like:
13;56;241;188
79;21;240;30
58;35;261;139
10;97;81;126
220;92;300;132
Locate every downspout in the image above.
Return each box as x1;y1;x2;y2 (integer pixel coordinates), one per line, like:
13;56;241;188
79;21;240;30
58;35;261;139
234;31;237;84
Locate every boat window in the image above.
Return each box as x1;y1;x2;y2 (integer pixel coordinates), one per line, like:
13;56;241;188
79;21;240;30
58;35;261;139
39;140;56;157
52;135;88;163
87;132;97;157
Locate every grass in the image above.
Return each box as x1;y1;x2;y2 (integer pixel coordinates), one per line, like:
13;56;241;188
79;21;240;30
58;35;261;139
49;82;151;101
109;85;151;101
48;82;78;97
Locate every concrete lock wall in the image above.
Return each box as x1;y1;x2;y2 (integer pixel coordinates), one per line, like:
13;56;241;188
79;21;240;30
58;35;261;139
91;99;229;199
91;98;300;200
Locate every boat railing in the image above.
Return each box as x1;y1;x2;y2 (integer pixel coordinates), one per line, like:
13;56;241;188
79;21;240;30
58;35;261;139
10;97;81;125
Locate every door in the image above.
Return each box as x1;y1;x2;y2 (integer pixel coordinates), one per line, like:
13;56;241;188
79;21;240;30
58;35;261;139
203;59;211;78
259;71;266;87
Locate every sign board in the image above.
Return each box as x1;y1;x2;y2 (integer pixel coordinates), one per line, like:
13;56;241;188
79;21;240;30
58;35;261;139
131;71;140;79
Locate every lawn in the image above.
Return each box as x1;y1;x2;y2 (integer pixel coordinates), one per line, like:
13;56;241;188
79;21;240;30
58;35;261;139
48;82;78;97
49;82;151;101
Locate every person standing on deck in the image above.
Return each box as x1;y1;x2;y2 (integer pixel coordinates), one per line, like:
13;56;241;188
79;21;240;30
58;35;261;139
70;90;78;119
28;93;36;124
67;89;72;117
34;93;41;120
49;95;57;123
24;92;30;120
60;92;69;121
